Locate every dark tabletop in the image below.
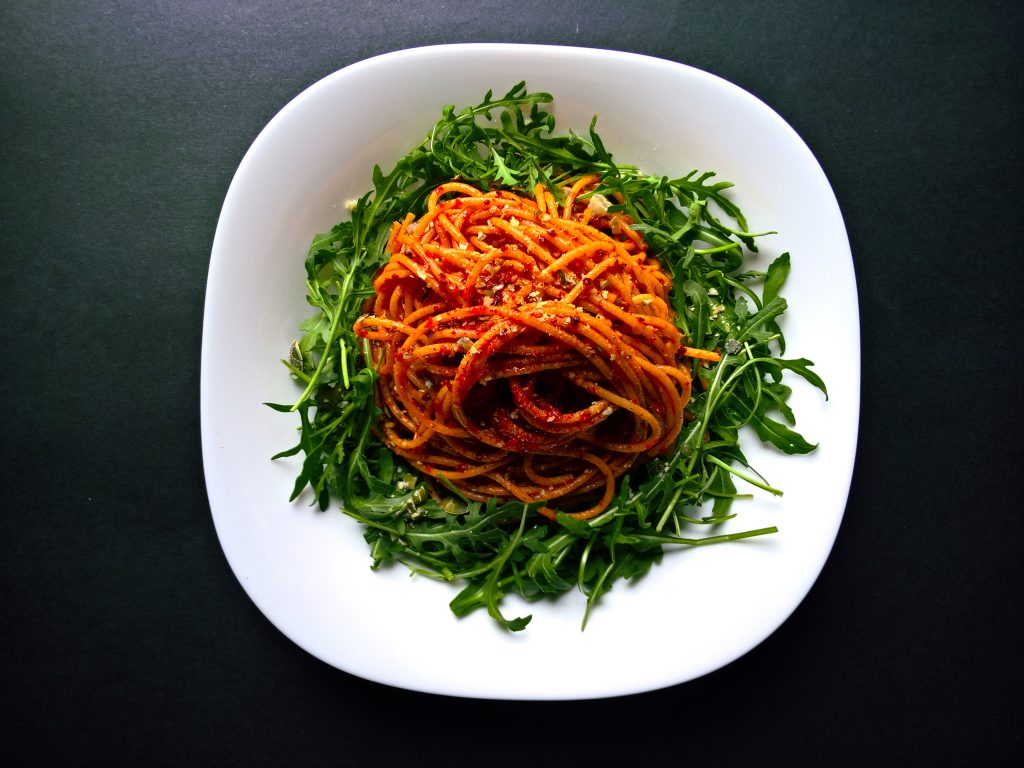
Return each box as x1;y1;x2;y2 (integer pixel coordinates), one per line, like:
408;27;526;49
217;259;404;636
3;1;1022;765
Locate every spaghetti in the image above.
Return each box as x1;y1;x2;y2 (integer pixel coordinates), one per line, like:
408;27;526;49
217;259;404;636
354;177;719;521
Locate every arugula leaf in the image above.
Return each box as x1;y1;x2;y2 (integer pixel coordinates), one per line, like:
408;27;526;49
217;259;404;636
271;85;826;631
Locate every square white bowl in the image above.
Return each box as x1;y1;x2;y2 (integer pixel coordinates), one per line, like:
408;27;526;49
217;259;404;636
202;43;858;699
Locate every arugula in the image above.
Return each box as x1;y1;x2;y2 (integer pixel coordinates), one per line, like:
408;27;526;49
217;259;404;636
267;83;827;631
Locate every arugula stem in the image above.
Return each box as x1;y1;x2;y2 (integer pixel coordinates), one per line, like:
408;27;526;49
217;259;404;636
655;487;683;533
280;359;311;382
695;242;741;256
719;273;763;309
339;337;350;389
629;526;779;546
290;281;345;411
706;455;782;496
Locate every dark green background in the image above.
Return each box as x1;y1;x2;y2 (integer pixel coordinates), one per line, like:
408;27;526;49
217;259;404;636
3;1;1021;765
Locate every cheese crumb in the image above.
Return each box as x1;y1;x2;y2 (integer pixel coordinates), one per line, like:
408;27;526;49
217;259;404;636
586;193;611;215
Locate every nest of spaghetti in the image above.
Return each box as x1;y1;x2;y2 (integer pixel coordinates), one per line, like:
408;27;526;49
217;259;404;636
354;177;719;521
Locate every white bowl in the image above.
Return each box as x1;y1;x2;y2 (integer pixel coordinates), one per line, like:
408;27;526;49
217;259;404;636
201;43;858;699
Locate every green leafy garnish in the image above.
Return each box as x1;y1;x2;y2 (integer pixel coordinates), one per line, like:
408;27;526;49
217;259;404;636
268;83;826;631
